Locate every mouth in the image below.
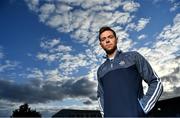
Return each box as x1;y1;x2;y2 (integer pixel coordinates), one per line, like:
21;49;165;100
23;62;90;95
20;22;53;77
106;44;112;48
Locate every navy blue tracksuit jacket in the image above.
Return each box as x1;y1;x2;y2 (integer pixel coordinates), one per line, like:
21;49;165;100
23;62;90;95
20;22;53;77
97;50;163;117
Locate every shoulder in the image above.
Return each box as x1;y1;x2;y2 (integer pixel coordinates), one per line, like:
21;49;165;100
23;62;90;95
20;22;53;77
97;61;107;74
120;51;145;63
97;58;110;80
125;51;140;55
121;51;140;58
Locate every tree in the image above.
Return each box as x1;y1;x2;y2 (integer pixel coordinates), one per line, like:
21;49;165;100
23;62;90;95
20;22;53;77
11;103;41;117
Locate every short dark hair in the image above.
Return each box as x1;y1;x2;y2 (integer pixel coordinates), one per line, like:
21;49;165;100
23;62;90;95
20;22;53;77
99;26;117;41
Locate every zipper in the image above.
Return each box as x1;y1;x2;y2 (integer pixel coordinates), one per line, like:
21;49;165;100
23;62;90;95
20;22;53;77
110;59;113;68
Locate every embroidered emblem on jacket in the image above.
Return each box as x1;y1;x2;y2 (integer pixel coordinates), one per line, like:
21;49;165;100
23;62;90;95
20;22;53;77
119;60;125;65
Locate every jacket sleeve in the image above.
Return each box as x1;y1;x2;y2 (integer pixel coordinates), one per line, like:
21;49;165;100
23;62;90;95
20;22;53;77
134;51;163;114
97;71;104;117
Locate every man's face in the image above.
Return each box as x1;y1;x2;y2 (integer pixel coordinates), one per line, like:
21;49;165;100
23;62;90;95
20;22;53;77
99;30;117;54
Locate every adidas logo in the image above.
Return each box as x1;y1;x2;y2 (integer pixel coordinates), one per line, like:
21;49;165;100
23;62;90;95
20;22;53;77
119;60;125;65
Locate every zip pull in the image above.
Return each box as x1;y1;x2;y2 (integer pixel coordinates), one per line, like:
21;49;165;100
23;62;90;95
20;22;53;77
111;63;113;68
110;59;113;68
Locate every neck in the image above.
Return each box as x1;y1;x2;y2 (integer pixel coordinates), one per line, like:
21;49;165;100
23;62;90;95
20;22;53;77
107;49;117;59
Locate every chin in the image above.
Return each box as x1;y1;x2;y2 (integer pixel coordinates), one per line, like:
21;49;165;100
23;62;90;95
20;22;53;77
105;48;116;54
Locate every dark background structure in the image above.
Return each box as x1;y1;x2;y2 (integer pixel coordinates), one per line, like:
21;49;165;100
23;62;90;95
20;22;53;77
52;96;180;117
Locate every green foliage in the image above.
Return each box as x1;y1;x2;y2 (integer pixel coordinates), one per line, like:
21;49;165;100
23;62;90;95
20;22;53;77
11;103;41;117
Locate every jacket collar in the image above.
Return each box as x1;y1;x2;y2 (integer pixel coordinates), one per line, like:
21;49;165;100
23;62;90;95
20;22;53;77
103;50;122;60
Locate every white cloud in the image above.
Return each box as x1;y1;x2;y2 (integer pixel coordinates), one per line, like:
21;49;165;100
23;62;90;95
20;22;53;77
0;100;21;117
138;34;147;40
54;99;99;111
44;69;62;81
56;3;73;13
132;14;180;96
25;0;139;47
40;38;60;49
123;1;140;12
125;18;150;32
52;45;72;53
37;38;101;77
26;67;76;83
59;53;89;76
37;39;73;63
39;3;55;22
156;14;180;55
136;14;180;78
64;0;124;10
25;1;145;74
25;0;39;12
0;60;19;72
26;68;44;80
25;0;180;96
37;53;58;62
135;18;150;31
152;14;180;77
47;15;64;28
169;0;180;12
79;0;108;9
114;28;134;51
163;80;174;92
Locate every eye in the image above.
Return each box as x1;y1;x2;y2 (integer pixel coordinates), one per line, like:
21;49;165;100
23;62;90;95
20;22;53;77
108;35;114;39
100;37;106;42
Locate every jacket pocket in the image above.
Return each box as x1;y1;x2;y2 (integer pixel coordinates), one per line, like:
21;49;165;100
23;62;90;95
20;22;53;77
137;99;146;116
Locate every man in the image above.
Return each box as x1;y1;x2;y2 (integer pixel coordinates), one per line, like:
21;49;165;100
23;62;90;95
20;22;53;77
97;26;163;117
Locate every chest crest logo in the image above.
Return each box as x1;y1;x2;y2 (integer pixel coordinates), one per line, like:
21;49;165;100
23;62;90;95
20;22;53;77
119;60;125;65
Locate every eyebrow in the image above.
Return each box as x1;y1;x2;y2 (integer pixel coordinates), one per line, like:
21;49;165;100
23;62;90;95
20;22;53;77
101;34;114;39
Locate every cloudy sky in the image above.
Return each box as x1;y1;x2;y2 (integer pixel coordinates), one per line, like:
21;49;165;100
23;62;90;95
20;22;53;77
0;0;179;117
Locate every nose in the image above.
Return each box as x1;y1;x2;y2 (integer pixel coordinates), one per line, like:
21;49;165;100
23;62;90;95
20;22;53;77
106;38;110;43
